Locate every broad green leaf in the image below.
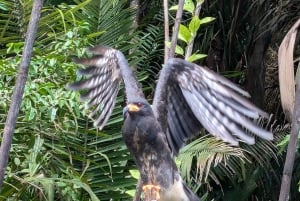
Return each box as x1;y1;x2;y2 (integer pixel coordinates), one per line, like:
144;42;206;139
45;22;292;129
200;17;216;24
178;24;192;43
169;0;195;14
189;16;201;35
188;53;207;62
184;0;195;14
175;45;184;56
129;169;140;180
49;107;57;121
165;41;184;56
169;5;179;11
26;107;36;121
14;158;21;166
125;190;136;197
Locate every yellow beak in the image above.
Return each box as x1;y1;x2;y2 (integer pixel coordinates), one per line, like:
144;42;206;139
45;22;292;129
127;103;140;112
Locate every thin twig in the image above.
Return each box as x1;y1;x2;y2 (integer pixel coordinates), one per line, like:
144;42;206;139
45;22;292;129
0;0;44;190
163;0;170;63
185;2;202;60
168;0;184;59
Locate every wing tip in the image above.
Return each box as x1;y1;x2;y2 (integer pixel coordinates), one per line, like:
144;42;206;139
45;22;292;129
243;138;255;145
262;131;274;141
93;120;105;131
259;111;270;119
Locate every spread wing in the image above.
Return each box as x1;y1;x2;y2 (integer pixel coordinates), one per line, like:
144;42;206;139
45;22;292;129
152;58;273;155
67;46;144;129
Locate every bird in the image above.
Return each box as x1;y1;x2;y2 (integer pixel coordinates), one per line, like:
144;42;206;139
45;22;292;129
67;46;273;201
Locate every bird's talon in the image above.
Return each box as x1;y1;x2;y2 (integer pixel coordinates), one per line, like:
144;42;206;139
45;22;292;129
142;184;161;201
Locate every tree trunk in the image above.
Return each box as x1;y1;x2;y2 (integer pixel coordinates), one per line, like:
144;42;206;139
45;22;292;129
246;0;271;107
0;0;44;190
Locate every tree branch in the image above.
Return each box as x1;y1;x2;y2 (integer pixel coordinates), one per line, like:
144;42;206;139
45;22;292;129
0;0;44;190
168;0;184;59
185;2;202;60
163;0;170;63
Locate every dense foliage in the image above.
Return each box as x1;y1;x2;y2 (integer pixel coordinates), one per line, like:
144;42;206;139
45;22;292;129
0;0;299;200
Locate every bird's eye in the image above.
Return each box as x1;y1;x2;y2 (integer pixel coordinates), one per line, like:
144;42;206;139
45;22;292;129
136;102;143;107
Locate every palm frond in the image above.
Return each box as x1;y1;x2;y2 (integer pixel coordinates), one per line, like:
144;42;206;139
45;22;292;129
178;135;247;185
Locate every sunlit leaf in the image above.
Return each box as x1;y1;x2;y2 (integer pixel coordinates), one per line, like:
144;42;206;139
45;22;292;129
184;0;195;14
189;16;201;35
200;17;215;24
165;41;184;56
169;0;195;14
129;169;140;180
178;24;192;43
125;189;136;197
14;158;21;166
187;53;207;62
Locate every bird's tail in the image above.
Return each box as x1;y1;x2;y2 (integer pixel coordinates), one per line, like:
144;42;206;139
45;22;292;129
183;182;201;201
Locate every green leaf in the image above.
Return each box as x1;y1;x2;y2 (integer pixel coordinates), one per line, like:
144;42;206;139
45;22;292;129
26;107;36;121
175;45;184;56
165;41;184;56
189;16;201;35
187;53;207;62
125;189;136;197
277;134;290;147
14;158;21;166
49;107;57;121
200;17;215;25
178;24;192;43
0;2;8;11
184;0;195;14
129;169;140;180
169;5;178;11
169;0;195;14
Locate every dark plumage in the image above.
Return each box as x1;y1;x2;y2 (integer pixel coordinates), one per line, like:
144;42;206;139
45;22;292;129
67;46;273;201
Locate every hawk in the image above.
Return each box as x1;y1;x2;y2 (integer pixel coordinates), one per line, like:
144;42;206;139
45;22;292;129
67;46;273;201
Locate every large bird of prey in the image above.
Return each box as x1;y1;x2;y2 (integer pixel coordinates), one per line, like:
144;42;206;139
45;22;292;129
67;46;273;201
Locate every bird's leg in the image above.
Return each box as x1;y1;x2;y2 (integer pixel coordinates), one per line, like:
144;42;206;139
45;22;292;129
142;184;161;201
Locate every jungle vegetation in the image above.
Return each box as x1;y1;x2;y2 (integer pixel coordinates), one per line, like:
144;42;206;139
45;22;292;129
0;0;299;200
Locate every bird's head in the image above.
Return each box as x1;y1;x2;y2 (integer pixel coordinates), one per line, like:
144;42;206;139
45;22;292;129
123;99;153;117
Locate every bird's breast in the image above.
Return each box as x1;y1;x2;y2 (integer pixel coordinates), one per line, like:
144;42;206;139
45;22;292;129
122;116;175;188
